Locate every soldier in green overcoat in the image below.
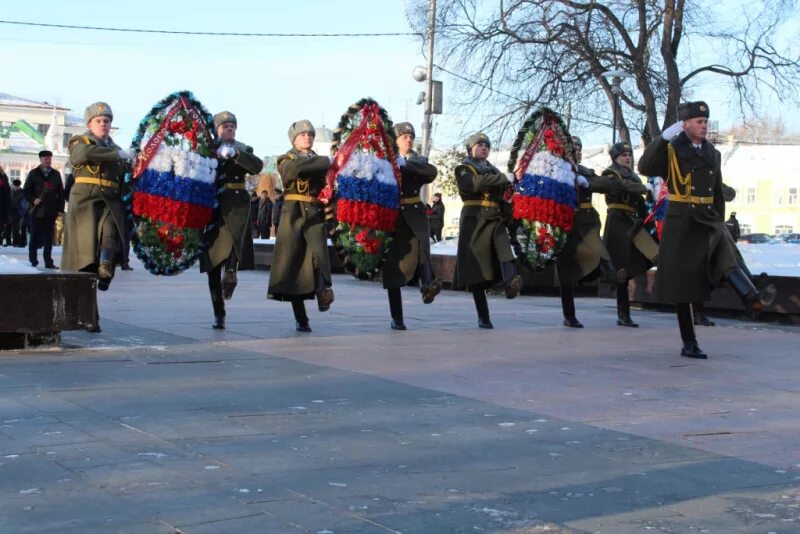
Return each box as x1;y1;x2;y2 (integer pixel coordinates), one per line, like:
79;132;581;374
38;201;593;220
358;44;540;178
638;101;768;359
453;133;523;329
555;136;615;328
267;120;334;332
62;102;130;302
199;111;263;329
382;122;442;330
601;142;659;328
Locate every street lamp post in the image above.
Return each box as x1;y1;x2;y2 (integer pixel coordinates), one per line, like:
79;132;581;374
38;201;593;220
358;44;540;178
421;0;437;159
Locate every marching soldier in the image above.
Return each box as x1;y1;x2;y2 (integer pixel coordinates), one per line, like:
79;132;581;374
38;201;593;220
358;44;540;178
267;120;334;332
601;141;659;328
639;101;769;358
200;111;263;330
23;150;64;269
382;122;442;330
62;102;130;302
453;133;523;329
555;137;615;328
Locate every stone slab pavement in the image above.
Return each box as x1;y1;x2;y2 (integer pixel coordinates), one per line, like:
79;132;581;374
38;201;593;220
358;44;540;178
1;250;798;533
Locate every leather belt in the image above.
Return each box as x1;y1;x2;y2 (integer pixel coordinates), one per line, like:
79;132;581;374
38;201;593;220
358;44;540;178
75;177;119;190
667;194;714;205
606;203;635;213
463;199;500;209
578;202;594;209
285;193;320;203
224;183;246;190
400;195;422;205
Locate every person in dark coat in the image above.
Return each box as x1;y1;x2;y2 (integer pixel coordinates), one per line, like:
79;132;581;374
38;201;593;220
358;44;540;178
601;141;659;328
725;212;741;242
556;136;617;328
453;132;523;329
200;111;264;330
9;178;27;247
638;101;768;359
382;122;441;330
23;150;64;268
428;193;445;242
257;190;273;239
272;189;284;230
249;191;260;236
0;166;10;246
62;102;130;298
267;120;334;332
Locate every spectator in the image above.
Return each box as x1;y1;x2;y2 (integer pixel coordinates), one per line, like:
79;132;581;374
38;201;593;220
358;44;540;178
249;191;260;237
725;212;741;242
257;190;273;238
9;179;28;247
0;165;10;246
272;188;284;230
23;150;64;268
428;192;445;242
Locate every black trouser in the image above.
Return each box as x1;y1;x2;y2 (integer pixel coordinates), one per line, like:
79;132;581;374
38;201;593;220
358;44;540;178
616;281;631;316
388;288;403;319
0;222;10;245
207;263;226;317
206;254;238;317
292;298;309;324
560;284;576;319
676;303;696;343
29;215;55;266
430;226;442;242
11;218;26;247
471;287;490;321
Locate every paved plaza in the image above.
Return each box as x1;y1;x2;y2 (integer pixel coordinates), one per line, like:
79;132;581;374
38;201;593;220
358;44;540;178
1;250;799;533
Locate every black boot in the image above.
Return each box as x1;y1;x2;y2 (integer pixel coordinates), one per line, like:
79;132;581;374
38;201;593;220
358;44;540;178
208;267;226;329
292;299;311;332
560;285;584;328
616;281;638;327
677;303;707;359
315;269;334;312
725;267;765;311
472;287;493;329
692;302;715;326
419;262;442;304
221;255;238;300
97;249;115;291
388;288;407;330
501;261;523;299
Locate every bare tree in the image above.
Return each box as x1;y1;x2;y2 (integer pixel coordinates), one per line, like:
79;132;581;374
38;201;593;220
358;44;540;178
405;0;800;145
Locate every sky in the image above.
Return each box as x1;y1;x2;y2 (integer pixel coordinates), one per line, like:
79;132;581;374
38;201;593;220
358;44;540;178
2;0;798;158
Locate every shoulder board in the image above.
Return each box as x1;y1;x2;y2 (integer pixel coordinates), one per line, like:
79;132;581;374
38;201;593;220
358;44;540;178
68;135;92;147
455;164;477;177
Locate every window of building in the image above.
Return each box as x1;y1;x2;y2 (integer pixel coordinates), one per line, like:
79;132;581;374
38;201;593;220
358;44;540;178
9;169;21;180
775;225;793;235
62;133;71;149
37;123;50;136
746;188;757;204
740;224;752;235
788;187;798;205
775;188;785;205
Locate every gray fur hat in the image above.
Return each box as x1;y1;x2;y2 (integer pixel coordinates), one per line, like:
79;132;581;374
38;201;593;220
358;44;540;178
287;119;315;143
213;111;237;129
465;132;491;152
609;141;633;160
84;102;113;124
393;122;416;138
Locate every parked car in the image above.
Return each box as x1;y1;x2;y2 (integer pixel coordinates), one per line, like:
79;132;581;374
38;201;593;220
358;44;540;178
739;233;772;244
775;233;800;244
